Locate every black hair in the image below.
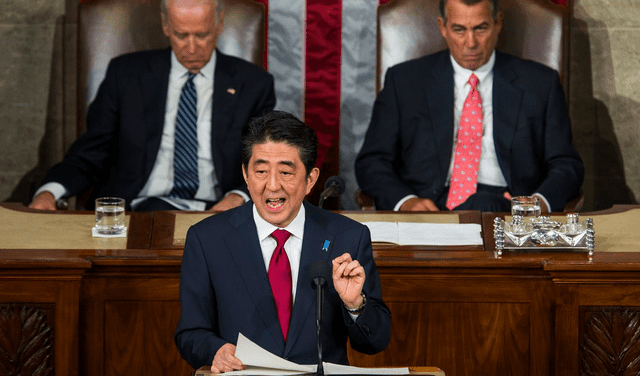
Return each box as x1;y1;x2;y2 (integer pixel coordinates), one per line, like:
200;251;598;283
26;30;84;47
241;111;318;176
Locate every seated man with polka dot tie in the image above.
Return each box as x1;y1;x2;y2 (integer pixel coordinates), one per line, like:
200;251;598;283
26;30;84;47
356;0;584;213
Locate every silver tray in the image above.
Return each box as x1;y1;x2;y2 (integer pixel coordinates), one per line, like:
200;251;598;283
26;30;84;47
493;213;594;256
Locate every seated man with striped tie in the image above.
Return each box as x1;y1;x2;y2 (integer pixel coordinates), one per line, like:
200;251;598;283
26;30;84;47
355;0;584;213
29;0;275;211
175;111;391;372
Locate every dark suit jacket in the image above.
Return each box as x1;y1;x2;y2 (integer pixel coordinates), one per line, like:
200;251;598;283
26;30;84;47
174;201;391;369
356;50;584;212
43;49;276;208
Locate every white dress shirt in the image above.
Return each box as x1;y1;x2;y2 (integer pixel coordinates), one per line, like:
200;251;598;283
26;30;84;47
395;51;549;210
133;52;219;210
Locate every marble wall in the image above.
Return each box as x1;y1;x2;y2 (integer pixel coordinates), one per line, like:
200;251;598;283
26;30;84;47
570;0;640;210
1;0;639;211
0;0;66;204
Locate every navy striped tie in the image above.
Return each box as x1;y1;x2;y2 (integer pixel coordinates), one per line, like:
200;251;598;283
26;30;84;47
170;73;199;199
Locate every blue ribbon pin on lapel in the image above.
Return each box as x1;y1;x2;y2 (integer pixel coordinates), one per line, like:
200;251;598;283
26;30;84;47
322;240;330;252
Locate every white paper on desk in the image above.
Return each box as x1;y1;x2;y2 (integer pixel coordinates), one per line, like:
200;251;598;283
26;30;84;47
363;222;482;246
398;223;482;245
230;333;410;375
233;333;314;374
324;363;410;375
363;222;399;244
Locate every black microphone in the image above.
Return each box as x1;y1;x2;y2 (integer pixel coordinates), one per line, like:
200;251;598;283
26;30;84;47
318;176;345;208
308;260;332;376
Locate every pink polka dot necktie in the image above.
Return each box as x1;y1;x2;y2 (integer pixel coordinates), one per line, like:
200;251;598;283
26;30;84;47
446;74;483;210
268;229;293;341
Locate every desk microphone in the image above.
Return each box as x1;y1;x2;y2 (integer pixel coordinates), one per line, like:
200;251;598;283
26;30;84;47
308;260;332;376
318;176;345;208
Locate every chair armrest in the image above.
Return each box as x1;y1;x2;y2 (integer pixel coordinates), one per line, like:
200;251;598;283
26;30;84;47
356;189;376;211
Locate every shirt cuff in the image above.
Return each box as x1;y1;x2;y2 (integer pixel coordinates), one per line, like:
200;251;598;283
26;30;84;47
532;193;551;213
225;189;249;203
34;182;68;201
394;194;418;211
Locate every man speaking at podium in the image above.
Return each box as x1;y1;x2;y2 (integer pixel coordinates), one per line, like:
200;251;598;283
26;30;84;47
175;111;391;372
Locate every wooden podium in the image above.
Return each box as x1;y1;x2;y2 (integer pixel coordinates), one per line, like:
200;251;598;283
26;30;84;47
194;366;446;376
3;203;640;375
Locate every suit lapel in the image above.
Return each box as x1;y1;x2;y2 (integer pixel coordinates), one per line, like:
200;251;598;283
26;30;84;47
284;203;334;357
426;52;456;178
224;203;285;352
492;52;522;186
141;48;171;178
211;50;243;179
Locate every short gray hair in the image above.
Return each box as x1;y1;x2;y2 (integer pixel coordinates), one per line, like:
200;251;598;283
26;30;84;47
161;0;223;18
439;0;499;24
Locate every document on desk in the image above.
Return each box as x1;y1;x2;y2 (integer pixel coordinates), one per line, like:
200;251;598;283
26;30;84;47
227;333;409;375
363;222;483;246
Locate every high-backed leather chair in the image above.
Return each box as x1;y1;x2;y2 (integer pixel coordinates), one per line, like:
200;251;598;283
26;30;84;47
78;0;265;134
59;0;264;208
357;0;582;212
376;0;567;92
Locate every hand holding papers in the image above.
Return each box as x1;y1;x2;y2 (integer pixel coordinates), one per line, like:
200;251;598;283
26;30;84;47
219;334;410;375
362;222;482;246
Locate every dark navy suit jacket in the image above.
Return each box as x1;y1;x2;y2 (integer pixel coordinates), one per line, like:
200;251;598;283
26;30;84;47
174;201;391;369
356;50;584;211
43;49;275;207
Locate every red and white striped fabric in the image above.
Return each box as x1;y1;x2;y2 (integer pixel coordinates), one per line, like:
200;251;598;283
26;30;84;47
257;0;379;209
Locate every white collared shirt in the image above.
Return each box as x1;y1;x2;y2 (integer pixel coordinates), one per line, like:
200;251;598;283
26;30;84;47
133;51;219;210
253;204;305;301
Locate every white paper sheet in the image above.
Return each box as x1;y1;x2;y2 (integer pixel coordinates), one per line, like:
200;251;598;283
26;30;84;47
398;223;482;245
234;334;314;373
363;222;482;245
362;222;399;244
226;333;410;375
324;362;410;375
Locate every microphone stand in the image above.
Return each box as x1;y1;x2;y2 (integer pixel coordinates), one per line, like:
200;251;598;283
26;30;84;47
313;277;325;376
317;185;337;209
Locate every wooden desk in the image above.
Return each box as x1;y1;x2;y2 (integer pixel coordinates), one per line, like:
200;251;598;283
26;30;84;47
481;209;640;376
0;204;192;375
3;204;640;376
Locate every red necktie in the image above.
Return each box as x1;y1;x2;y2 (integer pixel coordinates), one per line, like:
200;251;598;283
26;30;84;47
268;229;293;341
446;74;483;210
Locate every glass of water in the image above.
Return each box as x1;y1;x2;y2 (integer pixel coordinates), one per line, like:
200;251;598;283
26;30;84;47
95;197;125;235
511;196;541;218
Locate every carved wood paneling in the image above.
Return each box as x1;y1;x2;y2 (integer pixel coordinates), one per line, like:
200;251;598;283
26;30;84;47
580;307;640;376
103;300;192;375
0;304;54;376
349;302;530;376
